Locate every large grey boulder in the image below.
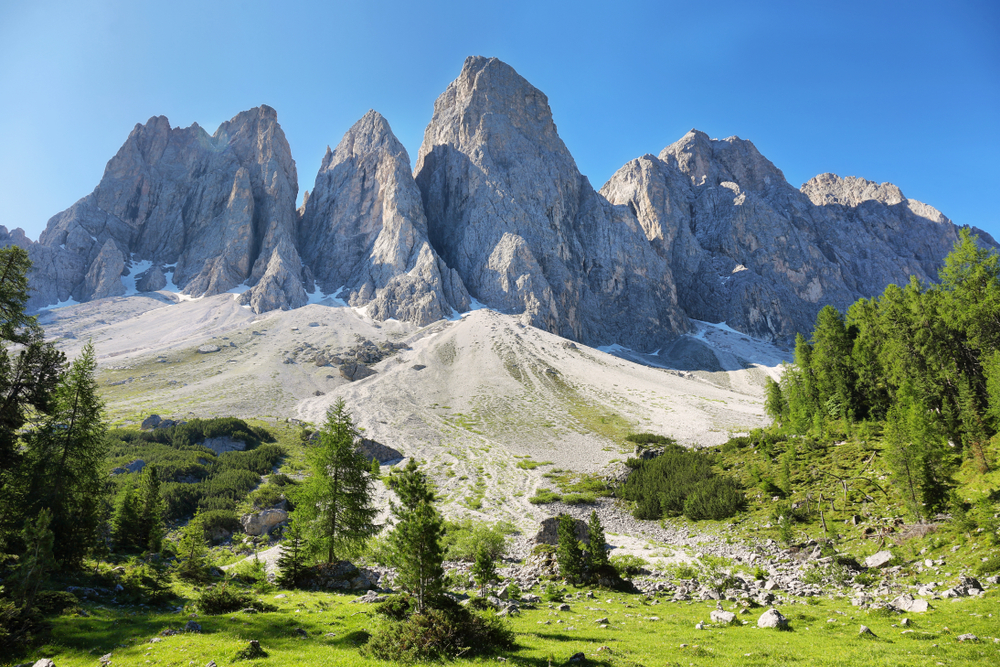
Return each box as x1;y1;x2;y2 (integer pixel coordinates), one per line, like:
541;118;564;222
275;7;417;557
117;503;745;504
757;608;789;629
890;594;929;613
240;509;288;536
299;110;469;325
415;56;688;351
865;550;895;569
533;516;589;546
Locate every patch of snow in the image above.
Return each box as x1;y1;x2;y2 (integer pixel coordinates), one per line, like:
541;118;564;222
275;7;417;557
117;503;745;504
37;297;80;311
691;319;744;336
597;343;630;355
122;260;153;296
226;282;251;295
159;266;202;302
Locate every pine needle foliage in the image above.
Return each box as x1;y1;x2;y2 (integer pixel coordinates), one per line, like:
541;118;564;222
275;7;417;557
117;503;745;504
296;399;378;563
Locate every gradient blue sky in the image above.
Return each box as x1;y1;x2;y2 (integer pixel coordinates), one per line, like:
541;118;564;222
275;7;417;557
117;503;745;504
2;0;997;242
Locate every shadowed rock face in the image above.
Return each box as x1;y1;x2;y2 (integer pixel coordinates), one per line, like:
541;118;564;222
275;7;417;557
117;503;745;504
6;56;992;347
600;131;997;342
414;56;688;351
299;110;469;325
27;106;306;312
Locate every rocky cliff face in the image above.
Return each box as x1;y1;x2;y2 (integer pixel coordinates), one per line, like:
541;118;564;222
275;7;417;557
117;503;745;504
29;106;306;312
414;56;687;350
600;130;989;341
9;56;990;348
298;111;469;325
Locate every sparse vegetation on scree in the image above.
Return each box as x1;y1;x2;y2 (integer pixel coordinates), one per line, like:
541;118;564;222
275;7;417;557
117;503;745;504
1;221;999;665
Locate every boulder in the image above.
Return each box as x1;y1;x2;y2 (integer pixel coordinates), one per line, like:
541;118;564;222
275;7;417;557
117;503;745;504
858;625;877;638
711;610;737;624
757;608;789;629
533;516;589;546
865;550;895;569
197;345;221;354
890;594;929;613
141;414;162;430
201;436;246;455
240;509;288;536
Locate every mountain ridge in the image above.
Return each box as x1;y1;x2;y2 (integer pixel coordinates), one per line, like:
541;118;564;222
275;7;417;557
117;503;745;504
2;56;993;347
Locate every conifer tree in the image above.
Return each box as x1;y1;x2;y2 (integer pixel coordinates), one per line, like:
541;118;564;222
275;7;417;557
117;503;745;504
137;465;166;552
20;341;108;568
556;514;582;584
8;509;57;612
472;542;498;598
277;520;308;589
387;459;444;612
585;510;608;571
175;513;210;582
110;483;143;551
298;399;378;563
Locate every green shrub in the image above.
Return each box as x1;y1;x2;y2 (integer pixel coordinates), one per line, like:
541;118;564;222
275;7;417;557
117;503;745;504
117;558;172;605
542;583;563;602
561;492;596;504
32;591;80;616
625;433;678;446
682;478;746;520
609;554;649;578
196;581;276;615
199;510;241;541
975;554;1000;575
441;519;513;562
364;601;514;661
528;488;561;504
374;595;415;621
620;444;744;521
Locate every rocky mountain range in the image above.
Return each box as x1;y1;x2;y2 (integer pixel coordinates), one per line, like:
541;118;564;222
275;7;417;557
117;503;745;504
2;56;993;348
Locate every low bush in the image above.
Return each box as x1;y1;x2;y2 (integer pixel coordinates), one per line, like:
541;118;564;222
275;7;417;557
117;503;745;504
32;591;80;616
609;554;649;578
975;554;1000;575
374;595;415;621
441;519;514;562
620;443;744;521
683;477;746;520
196;581;276;615
528;488;561;504
117;558;172;605
364;600;514;662
199;510;241;540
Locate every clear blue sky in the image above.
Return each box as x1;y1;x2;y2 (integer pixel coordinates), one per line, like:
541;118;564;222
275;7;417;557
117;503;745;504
2;0;997;243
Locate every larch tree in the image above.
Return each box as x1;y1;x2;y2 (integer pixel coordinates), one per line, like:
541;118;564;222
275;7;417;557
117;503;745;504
298;399;378;563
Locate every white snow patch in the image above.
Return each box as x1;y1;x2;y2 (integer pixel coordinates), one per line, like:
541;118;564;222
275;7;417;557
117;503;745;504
38;297;80;311
122;260;153;296
159;266;202;302
597;343;630;355
226;283;251;295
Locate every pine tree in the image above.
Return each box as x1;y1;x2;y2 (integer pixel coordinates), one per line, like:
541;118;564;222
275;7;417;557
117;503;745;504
276;520;308;589
387;459;444;612
297;399;378;563
556;514;582;584
8;509;57;612
137;465;166;552
20;341;108;568
110;483;143;551
175;513;210;582
471;543;498;597
585;511;608;571
764;377;787;425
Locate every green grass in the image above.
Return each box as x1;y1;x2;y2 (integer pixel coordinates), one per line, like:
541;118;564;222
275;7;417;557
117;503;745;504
20;584;1000;666
516;458;553;470
528;488;562;504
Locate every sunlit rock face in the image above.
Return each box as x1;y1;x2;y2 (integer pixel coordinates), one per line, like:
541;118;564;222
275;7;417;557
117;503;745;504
415;56;688;351
299;110;469;326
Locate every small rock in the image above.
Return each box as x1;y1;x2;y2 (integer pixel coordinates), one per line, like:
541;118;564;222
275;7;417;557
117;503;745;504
859;625;877;638
197;345;220;354
594;617;609;624
184;620;202;633
695;621;705;629
558;603;570;612
32;661;56;667
568;653;585;663
956;633;978;642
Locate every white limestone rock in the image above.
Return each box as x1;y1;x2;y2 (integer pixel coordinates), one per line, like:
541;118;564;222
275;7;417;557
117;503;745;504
299;110;469;325
415;56;688;351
